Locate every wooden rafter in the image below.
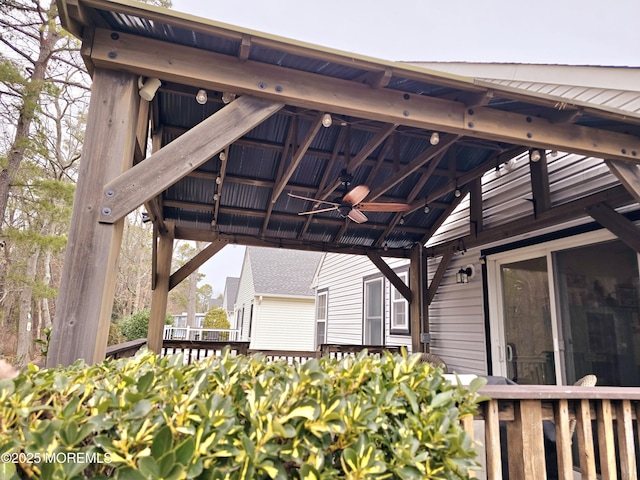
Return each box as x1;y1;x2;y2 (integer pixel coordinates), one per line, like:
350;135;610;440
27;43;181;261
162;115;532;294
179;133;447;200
318;123;397;200
99;96;283;224
586;203;640;254
374;150;447;247
90;28;640;162
262;116;296;235
368;135;459;202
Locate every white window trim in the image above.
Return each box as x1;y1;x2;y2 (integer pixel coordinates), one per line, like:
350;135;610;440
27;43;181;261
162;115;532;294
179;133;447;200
316;289;328;348
363;276;385;345
390;270;410;335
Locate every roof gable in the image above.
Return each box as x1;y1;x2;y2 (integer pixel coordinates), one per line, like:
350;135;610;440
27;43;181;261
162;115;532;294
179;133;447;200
246;247;322;296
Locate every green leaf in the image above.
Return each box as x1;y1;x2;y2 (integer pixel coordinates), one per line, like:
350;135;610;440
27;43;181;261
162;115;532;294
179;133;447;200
116;466;148;480
138;456;160;478
174;437;195;466
151;425;173;459
136;371;154;393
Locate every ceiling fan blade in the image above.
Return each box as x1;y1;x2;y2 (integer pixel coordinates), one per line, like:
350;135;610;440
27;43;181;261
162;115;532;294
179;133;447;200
357;202;410;212
343;184;370;206
348;209;368;223
297;206;338;216
288;192;339;206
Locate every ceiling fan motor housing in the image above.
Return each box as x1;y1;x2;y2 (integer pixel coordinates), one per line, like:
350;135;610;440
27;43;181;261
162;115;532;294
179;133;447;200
338;203;352;217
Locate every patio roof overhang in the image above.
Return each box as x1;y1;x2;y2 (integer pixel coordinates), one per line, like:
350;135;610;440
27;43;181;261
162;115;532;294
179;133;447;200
50;0;640;366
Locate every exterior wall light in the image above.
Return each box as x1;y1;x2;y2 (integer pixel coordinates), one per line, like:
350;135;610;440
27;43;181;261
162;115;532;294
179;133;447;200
138;77;161;101
456;264;475;284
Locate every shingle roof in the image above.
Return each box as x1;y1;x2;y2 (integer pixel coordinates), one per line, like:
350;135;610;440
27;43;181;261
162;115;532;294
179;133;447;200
223;277;240;310
247;247;323;297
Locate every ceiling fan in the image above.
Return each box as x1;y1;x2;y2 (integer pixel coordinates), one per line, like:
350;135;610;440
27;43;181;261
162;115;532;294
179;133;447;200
288;175;410;224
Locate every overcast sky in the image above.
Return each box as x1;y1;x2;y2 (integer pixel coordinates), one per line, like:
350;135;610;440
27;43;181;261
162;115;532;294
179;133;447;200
172;0;640;66
169;0;640;296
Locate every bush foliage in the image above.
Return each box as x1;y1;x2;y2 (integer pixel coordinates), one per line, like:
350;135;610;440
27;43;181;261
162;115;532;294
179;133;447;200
118;309;173;342
0;349;485;479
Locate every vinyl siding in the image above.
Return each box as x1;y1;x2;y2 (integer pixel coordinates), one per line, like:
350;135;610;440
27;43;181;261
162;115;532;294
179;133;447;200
235;256;255;341
250;297;316;351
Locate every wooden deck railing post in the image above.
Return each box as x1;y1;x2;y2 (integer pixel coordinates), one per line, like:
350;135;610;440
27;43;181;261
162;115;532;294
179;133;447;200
507;399;547;480
483;399;503;480
616;399;638;480
575;399;596;479
596;399;618;480
553;398;573;480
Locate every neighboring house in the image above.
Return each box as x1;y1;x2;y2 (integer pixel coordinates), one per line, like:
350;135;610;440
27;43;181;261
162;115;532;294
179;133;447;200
314;64;640;386
235;247;323;350
222;277;240;328
172;312;206;328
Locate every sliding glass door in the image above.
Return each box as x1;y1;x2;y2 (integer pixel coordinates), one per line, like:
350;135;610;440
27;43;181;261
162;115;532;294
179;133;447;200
489;232;640;386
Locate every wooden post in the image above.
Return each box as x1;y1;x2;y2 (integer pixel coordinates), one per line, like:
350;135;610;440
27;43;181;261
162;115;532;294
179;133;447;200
148;222;175;354
507;400;547;480
409;243;427;353
47;69;139;367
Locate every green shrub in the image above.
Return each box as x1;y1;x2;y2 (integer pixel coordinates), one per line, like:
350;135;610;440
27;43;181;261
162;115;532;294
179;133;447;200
203;307;230;341
0;349;485;479
118;310;173;342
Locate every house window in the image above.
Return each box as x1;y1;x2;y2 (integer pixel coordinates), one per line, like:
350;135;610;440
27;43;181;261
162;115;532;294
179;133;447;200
316;289;328;347
363;277;384;345
488;231;640;387
390;270;409;335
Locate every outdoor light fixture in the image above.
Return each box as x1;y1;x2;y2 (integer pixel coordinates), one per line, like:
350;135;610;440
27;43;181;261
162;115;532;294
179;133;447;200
221;92;236;104
213;193;219;202
495;165;502;178
429;132;440;145
424;204;430;214
549;150;558;157
321;113;332;128
454;186;462;198
529;149;542;162
215;176;222;185
138;77;161;101
399;216;405;225
456;264;475;284
219;151;227;161
195;89;208;105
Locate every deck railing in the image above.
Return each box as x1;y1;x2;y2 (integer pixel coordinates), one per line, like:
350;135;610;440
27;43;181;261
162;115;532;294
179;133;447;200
163;326;240;342
469;384;640;480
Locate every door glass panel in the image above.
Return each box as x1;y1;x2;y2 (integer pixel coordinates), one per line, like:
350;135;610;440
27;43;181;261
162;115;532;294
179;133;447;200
501;257;556;384
364;279;383;345
555;240;640;386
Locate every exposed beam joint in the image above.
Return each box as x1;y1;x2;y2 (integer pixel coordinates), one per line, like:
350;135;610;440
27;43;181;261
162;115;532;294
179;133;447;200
606;159;640;204
90;28;640;162
367;252;412;302
99;96;283;223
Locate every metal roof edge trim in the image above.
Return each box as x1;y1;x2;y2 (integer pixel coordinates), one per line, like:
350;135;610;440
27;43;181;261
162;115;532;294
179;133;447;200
61;0;483;89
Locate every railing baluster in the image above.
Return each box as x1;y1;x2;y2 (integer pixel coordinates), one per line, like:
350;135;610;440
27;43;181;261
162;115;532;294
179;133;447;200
553;398;573;480
616;399;638;480
596;399;618;480
576;399;597;479
483;399;503;480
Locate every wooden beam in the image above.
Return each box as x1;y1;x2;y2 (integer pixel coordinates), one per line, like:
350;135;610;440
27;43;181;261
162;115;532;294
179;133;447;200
586;202;640;254
427;248;456;304
148;222;174;354
529;150;551;216
367;252;411;302
271;112;324;203
90;28;640;162
469;177;483;237
429;185;634;256
169;240;228;290
409;244;428;353
100;96;283;223
47;70;139;367
606;159;640;204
